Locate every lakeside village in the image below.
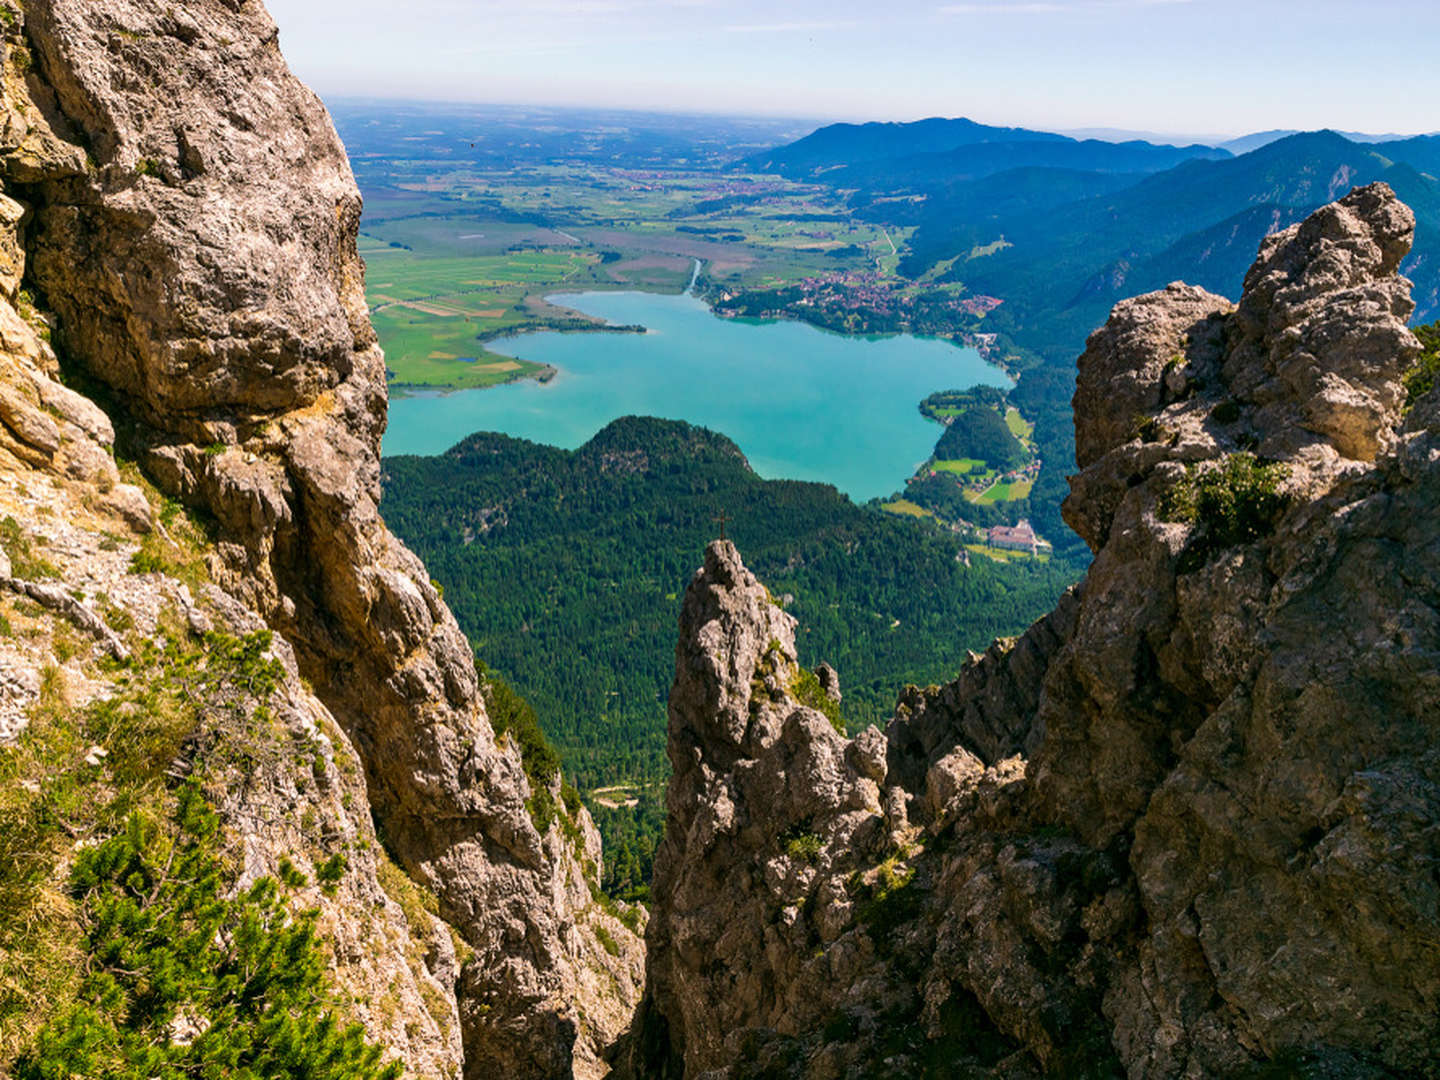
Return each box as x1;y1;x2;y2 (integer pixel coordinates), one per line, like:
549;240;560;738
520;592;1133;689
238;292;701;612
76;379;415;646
711;270;1007;354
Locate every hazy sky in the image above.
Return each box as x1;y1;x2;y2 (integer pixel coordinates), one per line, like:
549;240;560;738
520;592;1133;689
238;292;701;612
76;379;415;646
265;0;1439;137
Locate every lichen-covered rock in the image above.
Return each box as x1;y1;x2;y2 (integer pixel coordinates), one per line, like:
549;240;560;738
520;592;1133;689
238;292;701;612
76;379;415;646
0;2;640;1075
629;185;1440;1078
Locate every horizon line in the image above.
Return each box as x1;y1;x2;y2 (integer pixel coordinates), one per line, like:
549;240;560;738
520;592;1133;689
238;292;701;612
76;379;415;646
317;93;1440;148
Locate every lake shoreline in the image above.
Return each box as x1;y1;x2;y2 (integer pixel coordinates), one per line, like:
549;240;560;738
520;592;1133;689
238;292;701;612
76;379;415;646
386;281;1006;393
383;289;1012;503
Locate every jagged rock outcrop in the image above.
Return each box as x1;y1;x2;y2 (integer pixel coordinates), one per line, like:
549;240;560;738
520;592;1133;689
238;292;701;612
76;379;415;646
635;541;900;1077
631;184;1439;1078
0;3;639;1076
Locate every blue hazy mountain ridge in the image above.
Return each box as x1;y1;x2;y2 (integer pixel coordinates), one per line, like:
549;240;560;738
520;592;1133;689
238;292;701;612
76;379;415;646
1065;128;1437;150
1374;135;1440;179
738;116;1071;175
1220;128;1440;155
738;115;1229;180
823;137;1232;190
891;130;1440;361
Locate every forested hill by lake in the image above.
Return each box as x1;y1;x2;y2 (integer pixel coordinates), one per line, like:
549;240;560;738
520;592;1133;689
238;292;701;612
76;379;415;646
380;416;1077;895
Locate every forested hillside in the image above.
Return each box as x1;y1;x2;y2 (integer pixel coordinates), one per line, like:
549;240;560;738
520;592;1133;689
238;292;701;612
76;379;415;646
934;406;1028;470
894;131;1440;347
381;417;1077;893
825;137;1231;190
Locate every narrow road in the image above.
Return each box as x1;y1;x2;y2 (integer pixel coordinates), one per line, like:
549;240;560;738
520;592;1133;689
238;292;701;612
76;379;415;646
875;228;898;272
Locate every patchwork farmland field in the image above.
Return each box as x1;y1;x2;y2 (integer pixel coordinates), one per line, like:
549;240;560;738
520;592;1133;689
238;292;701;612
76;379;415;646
353;165;913;391
365;247;604;389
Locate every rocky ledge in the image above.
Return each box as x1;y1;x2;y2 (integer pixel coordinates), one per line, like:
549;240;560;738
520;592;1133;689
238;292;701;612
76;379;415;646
626;183;1439;1079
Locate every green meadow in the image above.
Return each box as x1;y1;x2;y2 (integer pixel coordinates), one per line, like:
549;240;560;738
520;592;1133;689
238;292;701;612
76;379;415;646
1005;405;1036;444
932;458;984;475
976;478;1035;503
365;245;603;389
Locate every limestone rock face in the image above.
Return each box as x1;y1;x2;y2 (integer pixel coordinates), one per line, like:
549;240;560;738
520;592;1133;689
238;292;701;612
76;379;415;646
0;459;466;1077
1226;181;1418;463
636;542;903;1078
0;3;639;1076
631;184;1440;1078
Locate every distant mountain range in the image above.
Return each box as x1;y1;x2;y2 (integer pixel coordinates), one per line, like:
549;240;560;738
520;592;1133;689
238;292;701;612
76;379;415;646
742;117;1439;176
1063;127;1437;154
738;116;1231;182
743;119;1440;358
894;129;1440;353
1218;128;1439;155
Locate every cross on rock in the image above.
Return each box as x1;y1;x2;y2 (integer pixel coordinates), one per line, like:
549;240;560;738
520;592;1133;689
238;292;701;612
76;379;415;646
712;509;730;542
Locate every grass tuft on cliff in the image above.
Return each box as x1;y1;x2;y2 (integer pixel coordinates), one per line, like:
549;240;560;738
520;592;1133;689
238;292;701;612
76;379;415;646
1161;453;1290;566
478;658;581;835
1402;319;1440;408
791;668;844;734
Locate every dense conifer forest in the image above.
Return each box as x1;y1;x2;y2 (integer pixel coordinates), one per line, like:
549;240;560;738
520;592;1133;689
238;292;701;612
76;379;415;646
382;416;1079;893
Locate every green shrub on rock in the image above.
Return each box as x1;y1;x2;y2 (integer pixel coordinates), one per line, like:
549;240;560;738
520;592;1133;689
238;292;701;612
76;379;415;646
1161;453;1290;567
15;783;399;1080
477;659;564;832
791;667;844;734
1402;320;1440;408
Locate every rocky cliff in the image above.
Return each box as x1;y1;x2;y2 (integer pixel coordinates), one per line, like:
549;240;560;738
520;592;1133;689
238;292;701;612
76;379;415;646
0;2;639;1076
630;183;1439;1078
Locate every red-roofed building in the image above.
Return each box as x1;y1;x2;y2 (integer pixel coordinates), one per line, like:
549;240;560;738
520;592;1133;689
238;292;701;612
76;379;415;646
988;519;1052;555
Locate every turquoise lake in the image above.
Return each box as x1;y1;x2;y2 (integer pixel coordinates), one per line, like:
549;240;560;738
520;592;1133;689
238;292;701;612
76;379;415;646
383;290;1011;503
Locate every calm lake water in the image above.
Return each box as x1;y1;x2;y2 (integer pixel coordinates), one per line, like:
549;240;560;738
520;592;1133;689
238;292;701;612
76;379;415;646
383;291;1010;502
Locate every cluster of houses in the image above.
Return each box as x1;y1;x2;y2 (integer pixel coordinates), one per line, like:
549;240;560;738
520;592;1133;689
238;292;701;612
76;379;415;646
965;330;999;357
780;274;1009;332
916;456;1042;500
957;295;1004;317
791;270;907;314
